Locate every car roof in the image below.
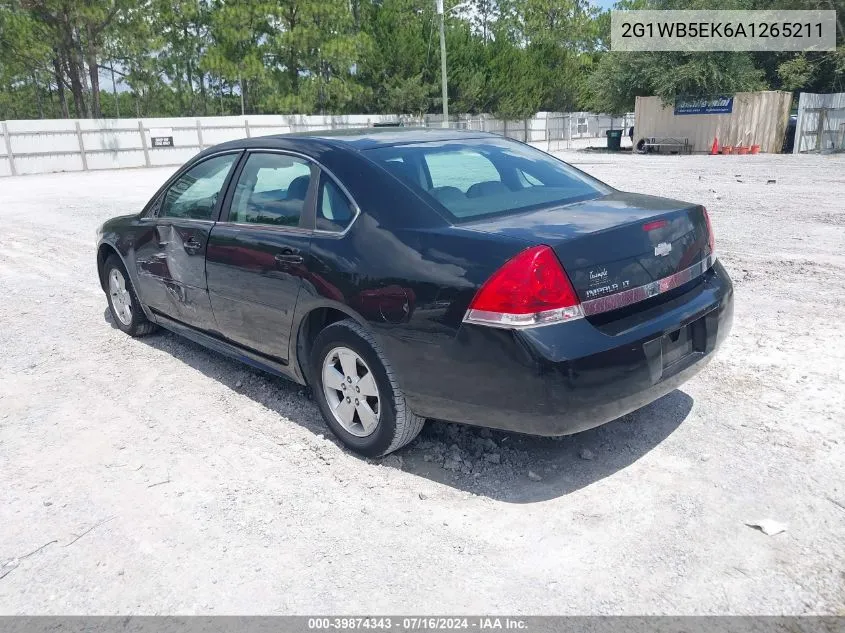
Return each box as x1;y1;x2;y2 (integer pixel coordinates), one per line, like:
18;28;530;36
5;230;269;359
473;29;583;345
213;127;498;153
281;126;495;148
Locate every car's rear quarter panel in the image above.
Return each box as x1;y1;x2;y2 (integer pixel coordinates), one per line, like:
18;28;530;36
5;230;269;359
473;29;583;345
292;216;529;385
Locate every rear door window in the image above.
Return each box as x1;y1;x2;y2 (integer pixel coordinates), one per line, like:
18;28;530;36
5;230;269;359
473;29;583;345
228;153;313;227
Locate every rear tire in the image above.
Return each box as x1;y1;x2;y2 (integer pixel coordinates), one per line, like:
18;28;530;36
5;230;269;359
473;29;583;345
104;255;157;337
310;319;424;457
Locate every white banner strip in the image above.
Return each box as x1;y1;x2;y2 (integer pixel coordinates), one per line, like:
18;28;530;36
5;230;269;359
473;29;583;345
611;10;836;52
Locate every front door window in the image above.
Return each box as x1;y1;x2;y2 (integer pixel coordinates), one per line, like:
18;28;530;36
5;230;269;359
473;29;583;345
160;153;238;221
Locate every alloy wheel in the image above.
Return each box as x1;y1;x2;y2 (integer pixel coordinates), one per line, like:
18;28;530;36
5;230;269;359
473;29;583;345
321;346;381;437
108;268;133;326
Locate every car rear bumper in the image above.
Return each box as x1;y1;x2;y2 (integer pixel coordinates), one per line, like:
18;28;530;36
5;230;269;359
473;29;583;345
401;260;733;435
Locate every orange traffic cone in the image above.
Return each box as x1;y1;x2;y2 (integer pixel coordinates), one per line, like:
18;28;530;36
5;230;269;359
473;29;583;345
710;136;719;155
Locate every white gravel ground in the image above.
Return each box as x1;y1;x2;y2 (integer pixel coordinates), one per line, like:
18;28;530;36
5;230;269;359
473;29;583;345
0;151;843;615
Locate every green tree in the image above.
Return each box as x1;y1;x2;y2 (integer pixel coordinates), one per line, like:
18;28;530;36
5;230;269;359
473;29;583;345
2;0;842;121
203;0;271;114
19;0;144;118
266;0;371;114
151;0;213;116
586;51;765;114
356;0;438;114
496;0;604;113
0;2;56;119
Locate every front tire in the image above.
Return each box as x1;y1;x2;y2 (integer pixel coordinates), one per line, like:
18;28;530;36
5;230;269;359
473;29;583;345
104;255;156;337
310;319;424;457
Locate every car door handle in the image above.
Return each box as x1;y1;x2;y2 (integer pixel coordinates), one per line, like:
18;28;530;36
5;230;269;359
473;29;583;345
275;253;304;265
183;237;203;253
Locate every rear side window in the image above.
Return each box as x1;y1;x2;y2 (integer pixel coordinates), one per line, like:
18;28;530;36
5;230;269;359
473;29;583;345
367;139;609;222
316;175;355;232
160;153;238;220
229;153;313;227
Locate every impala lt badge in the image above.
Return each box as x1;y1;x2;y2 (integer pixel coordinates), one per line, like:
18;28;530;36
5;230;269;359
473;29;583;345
654;242;672;257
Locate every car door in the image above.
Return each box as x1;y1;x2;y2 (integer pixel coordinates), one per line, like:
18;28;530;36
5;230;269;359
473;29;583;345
205;151;317;361
134;152;240;331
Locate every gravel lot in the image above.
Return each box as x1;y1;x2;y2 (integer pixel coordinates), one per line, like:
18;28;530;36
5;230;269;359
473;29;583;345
1;151;843;615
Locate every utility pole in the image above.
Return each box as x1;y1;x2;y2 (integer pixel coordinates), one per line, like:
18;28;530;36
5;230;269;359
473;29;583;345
238;67;245;116
110;64;119;118
436;0;449;128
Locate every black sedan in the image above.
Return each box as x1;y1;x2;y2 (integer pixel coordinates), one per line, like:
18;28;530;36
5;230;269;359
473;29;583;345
96;128;733;457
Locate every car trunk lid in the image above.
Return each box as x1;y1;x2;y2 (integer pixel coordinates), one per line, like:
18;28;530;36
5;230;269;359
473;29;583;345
460;191;714;315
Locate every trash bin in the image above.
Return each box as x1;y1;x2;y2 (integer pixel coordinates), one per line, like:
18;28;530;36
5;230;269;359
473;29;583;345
605;129;623;151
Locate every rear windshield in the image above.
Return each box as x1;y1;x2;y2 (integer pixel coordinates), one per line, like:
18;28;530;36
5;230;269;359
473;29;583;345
365;138;610;222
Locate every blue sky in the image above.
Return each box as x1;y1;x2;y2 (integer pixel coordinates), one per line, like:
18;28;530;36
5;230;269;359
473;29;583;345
592;0;616;9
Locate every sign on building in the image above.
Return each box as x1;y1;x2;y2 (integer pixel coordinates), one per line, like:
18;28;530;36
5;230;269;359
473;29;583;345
674;97;734;115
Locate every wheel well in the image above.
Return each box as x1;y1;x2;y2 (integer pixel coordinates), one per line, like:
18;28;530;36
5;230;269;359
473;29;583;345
296;307;351;384
96;243;120;291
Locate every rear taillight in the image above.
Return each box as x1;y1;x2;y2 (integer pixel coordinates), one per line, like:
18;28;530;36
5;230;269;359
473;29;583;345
463;245;583;329
703;207;716;256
